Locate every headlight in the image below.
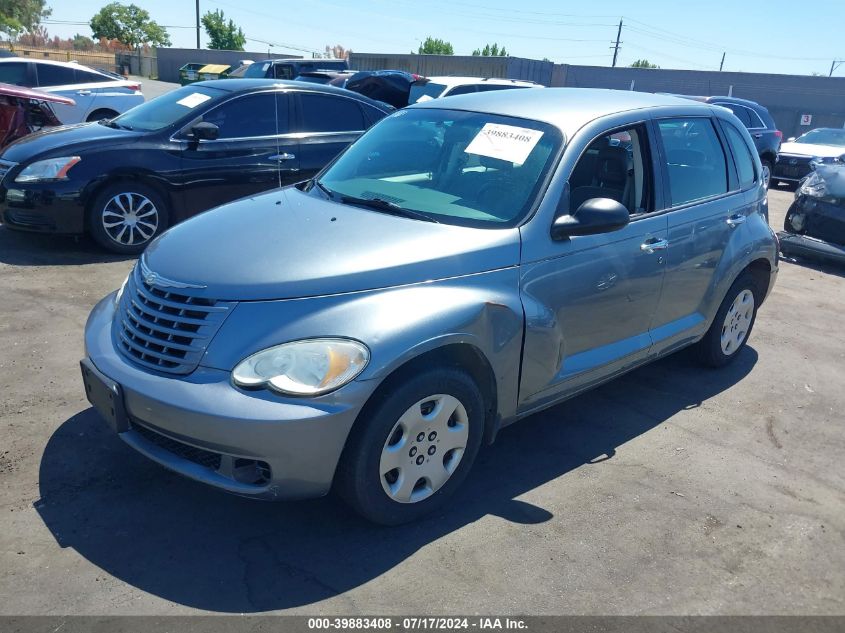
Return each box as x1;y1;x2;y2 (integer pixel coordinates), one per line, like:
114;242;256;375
232;338;369;396
15;156;81;183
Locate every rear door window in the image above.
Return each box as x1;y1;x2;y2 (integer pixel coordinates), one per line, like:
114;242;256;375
297;93;364;132
713;102;753;128
74;68;112;84
657;118;729;206
35;63;78;87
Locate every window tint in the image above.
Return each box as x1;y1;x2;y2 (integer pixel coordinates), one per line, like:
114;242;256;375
569;125;652;215
714;103;752;128
272;64;294;79
724;123;756;189
75;68;111;83
361;103;389;127
36;63;77;87
298;93;363;132
203;92;287;138
745;108;765;129
0;62;29;85
658;118;728;206
476;84;530;93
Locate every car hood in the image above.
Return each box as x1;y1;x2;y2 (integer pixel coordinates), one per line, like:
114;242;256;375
779;142;845;158
143;186;521;301
0;121;140;162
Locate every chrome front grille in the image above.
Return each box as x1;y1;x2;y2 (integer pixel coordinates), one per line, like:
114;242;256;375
114;264;234;374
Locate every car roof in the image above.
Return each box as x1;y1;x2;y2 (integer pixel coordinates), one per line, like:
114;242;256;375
425;76;538;87
189;78;393;110
410;87;712;135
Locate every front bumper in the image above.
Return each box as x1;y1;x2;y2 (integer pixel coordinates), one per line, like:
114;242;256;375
778;232;845;265
83;295;377;500
0;180;86;234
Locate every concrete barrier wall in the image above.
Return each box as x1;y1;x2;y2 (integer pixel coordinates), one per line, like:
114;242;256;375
155;47;300;83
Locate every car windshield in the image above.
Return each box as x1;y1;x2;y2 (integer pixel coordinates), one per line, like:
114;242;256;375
317;107;562;228
409;82;447;103
795;129;845;147
110;85;225;132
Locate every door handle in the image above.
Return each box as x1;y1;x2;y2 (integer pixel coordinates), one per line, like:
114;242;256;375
640;238;669;254
76;90;91;96
726;214;746;228
269;152;296;161
753;133;762;139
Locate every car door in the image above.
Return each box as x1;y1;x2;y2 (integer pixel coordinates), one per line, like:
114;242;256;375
648;115;746;356
33;62;95;124
518;122;669;411
293;91;368;181
176;90;298;220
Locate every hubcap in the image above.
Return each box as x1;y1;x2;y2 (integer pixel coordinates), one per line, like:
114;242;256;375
762;164;771;188
379;394;469;504
720;289;754;356
101;192;159;246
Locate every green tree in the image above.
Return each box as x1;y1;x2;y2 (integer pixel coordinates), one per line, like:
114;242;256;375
472;43;507;56
90;3;171;50
0;0;51;37
72;33;96;51
201;9;245;51
630;59;659;68
418;36;453;55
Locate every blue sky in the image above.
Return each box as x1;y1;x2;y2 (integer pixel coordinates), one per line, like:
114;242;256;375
45;0;845;76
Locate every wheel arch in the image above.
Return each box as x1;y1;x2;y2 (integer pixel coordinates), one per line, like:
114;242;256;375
85;108;120;122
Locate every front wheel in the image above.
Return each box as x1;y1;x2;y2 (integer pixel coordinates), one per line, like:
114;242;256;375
88;182;169;254
336;368;485;525
696;273;759;368
761;159;773;189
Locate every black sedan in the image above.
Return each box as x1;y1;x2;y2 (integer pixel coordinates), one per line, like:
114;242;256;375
0;79;393;253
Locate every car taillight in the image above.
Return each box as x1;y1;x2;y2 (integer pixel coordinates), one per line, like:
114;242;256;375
775;130;783;140
126;83;141;91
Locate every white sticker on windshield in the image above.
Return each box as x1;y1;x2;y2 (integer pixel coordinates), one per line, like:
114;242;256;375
415;94;434;103
465;123;544;165
176;93;212;108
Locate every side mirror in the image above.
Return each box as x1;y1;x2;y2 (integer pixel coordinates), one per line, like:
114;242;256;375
551;198;630;240
190;121;219;141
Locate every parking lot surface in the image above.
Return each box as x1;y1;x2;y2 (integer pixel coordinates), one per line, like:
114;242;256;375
0;188;842;615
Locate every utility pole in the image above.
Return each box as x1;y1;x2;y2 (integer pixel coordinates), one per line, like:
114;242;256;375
719;52;725;71
830;59;844;77
195;0;200;49
611;19;622;67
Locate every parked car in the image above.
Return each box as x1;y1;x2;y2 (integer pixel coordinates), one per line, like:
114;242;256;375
295;70;356;87
673;95;781;187
0;83;74;148
80;88;778;524
344;70;423;108
408;76;542;104
225;61;254;79
0;58;144;124
243;58;348;80
772;127;845;188
779;161;845;265
0;79;393;253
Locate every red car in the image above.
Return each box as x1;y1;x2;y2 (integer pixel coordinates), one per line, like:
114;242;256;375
0;82;74;149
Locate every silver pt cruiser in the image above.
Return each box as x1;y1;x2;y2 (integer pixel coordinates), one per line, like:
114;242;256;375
82;89;778;524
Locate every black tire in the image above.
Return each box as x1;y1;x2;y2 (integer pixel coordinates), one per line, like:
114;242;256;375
336;368;485;525
86;109;119;122
88;182;169;255
696;272;759;368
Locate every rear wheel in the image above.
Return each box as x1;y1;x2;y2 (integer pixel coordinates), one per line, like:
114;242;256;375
336;368;484;525
761;159;773;189
88;182;168;254
696;273;759;368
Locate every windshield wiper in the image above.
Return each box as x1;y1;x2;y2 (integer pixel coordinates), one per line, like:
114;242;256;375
100;119;133;130
313;179;334;199
338;194;439;223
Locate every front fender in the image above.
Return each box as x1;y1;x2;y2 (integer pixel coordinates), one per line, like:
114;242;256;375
200;268;525;420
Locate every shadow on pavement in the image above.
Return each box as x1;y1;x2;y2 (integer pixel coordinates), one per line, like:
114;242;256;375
0;225;135;266
36;348;757;612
